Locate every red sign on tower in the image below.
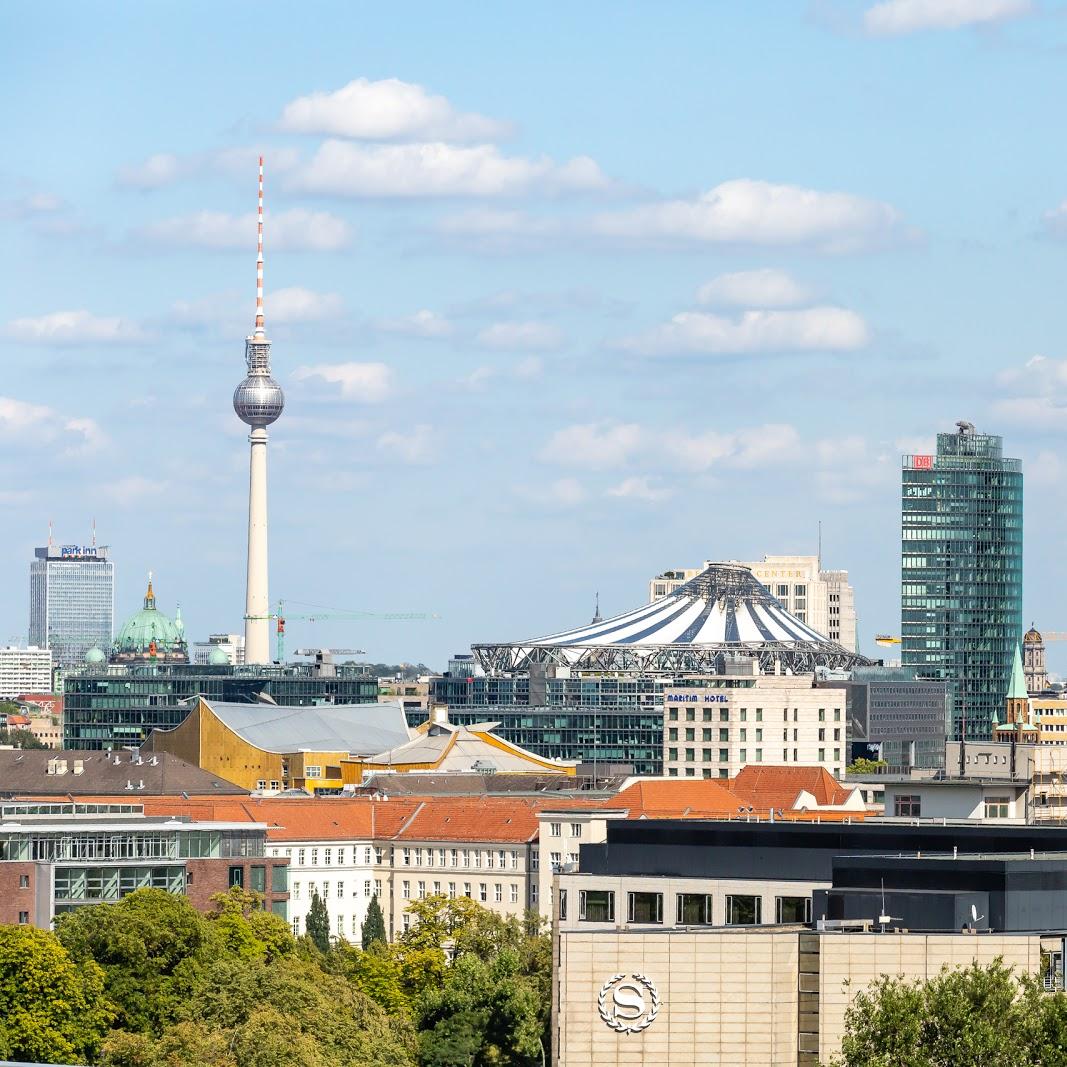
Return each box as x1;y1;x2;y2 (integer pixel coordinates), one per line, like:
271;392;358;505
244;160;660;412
912;455;933;469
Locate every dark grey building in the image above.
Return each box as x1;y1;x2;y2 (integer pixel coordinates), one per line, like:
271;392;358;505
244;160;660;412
63;661;377;749
823;667;950;771
901;422;1023;742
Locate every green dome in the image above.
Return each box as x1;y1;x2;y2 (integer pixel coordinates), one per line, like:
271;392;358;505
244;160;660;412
112;576;188;660
208;647;230;665
85;647;106;665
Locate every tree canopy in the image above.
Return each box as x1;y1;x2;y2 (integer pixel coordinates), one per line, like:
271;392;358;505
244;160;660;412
827;957;1067;1067
2;887;549;1067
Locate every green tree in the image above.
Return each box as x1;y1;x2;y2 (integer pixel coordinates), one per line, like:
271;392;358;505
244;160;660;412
340;941;411;1016
827;957;1067;1067
208;886;295;962
363;894;388;948
306;889;332;954
846;757;887;775
0;925;113;1064
56;887;211;1034
0;727;48;748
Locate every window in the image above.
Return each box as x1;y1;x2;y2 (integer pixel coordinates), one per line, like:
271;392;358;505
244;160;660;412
985;796;1011;819
685;748;695;761
337;848;345;865
627;891;663;924
559;889;567;920
570;823;583;837
740;708;747;722
305;766;321;778
298;849;306;866
725;895;761;925
894;794;922;817
668;727;678;741
324;848;332;866
739;748;747;762
719;748;729;762
448;882;456;899
756;708;763;722
677;893;713;925
364;847;372;864
739;728;747;741
474;850;482;869
510;884;519;904
462;850;471;868
250;866;266;893
256;779;267;790
719;728;729;743
775;896;812;924
463;883;472;898
352;914;359;935
550;852;562;868
479;883;488;901
703;748;712;762
294;882;301;900
756;748;763;762
375;879;382;897
818;728;825;741
364;880;372;896
415;848;423;866
402;848;411;866
668;748;678;761
322;882;330;899
685;727;695;742
18;874;29;888
439;849;447;867
818;709;826;722
550;822;562;837
434;881;441;894
402;913;410;931
228;866;244;889
402;880;410;899
450;849;458;867
417;880;425;898
495;883;503;902
18;911;29;924
311;849;319;866
819;749;826;762
834;709;841;722
756;728;762;741
702;728;712;742
501;850;509;869
336;914;343;933
579;889;615;922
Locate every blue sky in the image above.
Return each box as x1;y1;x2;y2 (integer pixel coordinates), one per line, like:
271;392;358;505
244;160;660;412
3;0;1067;670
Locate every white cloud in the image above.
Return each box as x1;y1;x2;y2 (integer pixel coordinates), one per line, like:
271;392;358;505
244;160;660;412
0;191;64;219
696;269;813;308
894;434;936;455
1043;202;1067;240
138;208;352;251
377;423;435;464
991;356;1067;430
514;356;543;379
374;309;455;338
618;307;870;356
864;0;1031;35
287;139;609;198
591;179;908;252
606;476;674;502
102;475;167;505
5;309;147;345
476;321;563;351
117;153;184;190
663;424;803;472
270;287;345;322
279;77;511;142
540;422;645;470
293;361;392;402
517;477;587;507
0;396;105;454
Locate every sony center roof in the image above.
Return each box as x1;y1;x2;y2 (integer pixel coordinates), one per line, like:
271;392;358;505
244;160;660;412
473;562;869;674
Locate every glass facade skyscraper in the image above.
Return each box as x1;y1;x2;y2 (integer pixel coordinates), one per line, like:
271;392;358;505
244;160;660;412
901;423;1023;741
29;544;114;668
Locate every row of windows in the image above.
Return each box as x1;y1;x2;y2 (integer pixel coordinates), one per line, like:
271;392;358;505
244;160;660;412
560;889;811;926
402;879;519;904
293;879;382;900
667;747;841;764
666;726;843;743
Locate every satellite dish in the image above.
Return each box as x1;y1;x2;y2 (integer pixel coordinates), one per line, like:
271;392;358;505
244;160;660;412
971;904;986;923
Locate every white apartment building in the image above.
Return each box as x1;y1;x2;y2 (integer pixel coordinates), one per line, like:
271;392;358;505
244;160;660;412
649;555;857;651
191;633;245;666
0;646;52;699
662;674;849;781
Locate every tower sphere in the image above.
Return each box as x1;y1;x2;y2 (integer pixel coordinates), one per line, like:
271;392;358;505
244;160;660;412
233;373;285;427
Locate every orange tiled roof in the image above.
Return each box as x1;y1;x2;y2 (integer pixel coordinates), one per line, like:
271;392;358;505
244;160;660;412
730;765;856;810
611;778;743;819
394;795;596;843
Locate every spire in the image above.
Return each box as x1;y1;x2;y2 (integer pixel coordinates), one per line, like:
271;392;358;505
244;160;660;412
144;570;155;609
591;591;603;625
254;155;265;338
1007;643;1028;700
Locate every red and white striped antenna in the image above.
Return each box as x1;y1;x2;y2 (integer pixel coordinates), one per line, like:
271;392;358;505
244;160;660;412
254;155;265;337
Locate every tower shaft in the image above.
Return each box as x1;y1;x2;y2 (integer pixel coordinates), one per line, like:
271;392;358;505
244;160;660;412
244;426;270;662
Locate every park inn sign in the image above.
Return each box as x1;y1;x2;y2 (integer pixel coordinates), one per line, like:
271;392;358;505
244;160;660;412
597;973;660;1034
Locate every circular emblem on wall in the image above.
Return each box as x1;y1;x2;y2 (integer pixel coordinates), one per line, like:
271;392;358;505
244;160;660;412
597;972;660;1033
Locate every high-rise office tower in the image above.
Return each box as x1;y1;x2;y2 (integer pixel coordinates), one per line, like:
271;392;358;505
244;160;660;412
233;157;284;664
901;421;1023;741
29;540;114;667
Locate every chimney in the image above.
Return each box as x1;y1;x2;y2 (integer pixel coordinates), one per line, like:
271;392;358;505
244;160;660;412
73;760;84;775
125;779;134;791
138;779;144;790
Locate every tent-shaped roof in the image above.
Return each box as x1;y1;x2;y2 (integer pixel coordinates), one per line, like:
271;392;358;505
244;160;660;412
365;720;576;774
205;698;410;756
474;562;867;674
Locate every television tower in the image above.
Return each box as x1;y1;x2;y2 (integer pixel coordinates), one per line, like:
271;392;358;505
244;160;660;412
233;156;284;664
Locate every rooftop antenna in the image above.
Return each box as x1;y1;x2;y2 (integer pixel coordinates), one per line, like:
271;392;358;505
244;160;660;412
817;519;822;572
591;591;603;625
255;154;265;338
90;517;96;549
47;519;54;548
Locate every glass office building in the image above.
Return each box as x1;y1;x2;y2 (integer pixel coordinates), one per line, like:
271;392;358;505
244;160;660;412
29;544;114;668
901;423;1023;741
64;662;377;749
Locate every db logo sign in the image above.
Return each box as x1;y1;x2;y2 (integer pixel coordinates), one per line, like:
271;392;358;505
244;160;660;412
597;973;660;1033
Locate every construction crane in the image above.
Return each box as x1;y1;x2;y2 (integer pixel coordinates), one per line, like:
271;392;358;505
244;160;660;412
874;635;902;647
245;599;439;662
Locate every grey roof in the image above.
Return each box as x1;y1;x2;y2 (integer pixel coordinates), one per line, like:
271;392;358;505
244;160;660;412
206;699;410;755
0;750;247;798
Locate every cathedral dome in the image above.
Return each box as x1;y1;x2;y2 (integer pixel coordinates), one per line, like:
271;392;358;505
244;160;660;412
112;575;188;663
1024;625;1043;645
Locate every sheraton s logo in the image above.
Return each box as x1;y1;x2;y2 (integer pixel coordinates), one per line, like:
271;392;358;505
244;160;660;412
597;973;660;1033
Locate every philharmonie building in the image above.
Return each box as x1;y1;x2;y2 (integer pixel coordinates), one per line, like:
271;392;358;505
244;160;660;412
433;563;874;778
